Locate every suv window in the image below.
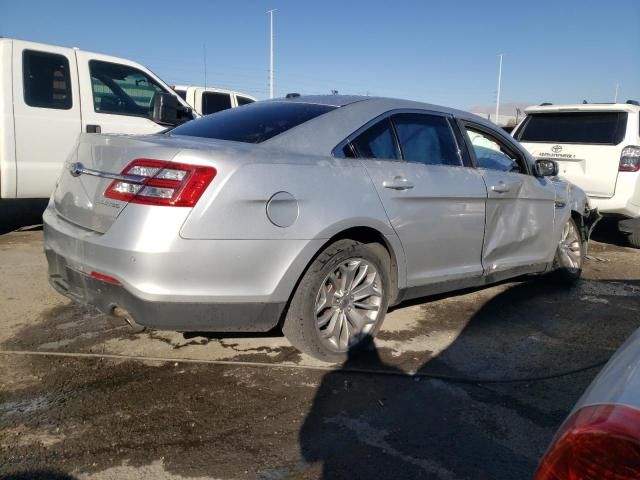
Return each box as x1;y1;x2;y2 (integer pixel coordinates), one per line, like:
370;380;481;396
202;92;232;115
351;118;400;160
391;113;461;166
517;112;628;145
89;60;166;118
23;50;72;110
170;101;336;143
466;127;526;173
237;96;255;106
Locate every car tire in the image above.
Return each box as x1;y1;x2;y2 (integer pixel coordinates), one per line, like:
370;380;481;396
627;230;640;249
282;239;391;363
553;217;584;283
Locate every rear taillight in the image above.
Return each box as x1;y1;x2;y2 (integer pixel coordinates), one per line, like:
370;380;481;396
104;159;216;207
534;403;640;480
619;146;640;172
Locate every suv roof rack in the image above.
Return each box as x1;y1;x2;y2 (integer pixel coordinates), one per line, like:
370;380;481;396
626;100;640;106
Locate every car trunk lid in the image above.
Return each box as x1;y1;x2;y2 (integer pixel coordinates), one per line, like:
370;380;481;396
520;142;623;198
53;134;182;233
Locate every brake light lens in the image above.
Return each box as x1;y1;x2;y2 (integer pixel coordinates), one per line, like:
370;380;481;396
534;403;640;480
104;159;216;207
90;271;121;286
619;146;640;172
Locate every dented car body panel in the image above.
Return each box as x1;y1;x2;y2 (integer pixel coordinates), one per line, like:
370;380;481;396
43;95;595;333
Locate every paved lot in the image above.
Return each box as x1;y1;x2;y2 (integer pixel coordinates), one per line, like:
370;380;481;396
0;219;639;479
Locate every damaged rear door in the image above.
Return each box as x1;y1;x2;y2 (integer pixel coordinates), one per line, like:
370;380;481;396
461;122;556;276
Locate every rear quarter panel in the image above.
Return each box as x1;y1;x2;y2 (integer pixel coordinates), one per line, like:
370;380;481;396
180;155;394;241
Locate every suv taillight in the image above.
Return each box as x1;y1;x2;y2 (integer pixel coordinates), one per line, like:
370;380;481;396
619;146;640;172
104;159;216;207
534;403;640;480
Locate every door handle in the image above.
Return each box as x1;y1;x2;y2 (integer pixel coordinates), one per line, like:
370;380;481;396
491;182;511;193
383;176;414;191
86;124;101;133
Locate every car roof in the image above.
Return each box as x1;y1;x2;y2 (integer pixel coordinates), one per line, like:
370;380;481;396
264;95;496;156
525;103;640;114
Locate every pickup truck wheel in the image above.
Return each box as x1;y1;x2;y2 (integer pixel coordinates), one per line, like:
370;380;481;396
282;239;391;363
627;230;640;249
553;218;584;283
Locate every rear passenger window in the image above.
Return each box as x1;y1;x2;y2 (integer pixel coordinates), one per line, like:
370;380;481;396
391;113;461;166
351;118;400;160
23;50;72;110
202;92;232;115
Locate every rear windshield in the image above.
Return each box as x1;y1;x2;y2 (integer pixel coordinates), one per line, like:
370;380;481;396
517;112;628;145
169;101;337;143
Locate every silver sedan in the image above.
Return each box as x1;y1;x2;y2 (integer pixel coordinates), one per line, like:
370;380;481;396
44;95;597;361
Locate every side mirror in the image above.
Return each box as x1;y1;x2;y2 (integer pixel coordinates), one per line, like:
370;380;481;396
151;92;192;126
534;159;559;177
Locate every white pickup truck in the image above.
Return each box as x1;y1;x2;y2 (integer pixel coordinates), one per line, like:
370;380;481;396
173;85;256;115
0;38;195;199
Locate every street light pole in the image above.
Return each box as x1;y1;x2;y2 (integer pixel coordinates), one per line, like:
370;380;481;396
268;9;276;99
495;54;503;124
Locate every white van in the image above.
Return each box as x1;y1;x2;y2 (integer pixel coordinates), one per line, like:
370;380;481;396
513;102;640;247
173;85;256;115
0;38;195;199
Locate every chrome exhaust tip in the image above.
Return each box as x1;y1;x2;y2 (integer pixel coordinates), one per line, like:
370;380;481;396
112;306;146;333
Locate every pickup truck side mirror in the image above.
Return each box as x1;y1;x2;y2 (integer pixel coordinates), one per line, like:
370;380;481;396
534;159;559;177
151;92;192;126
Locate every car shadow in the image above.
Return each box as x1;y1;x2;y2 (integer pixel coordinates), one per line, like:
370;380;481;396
590;216;631;248
0;470;77;480
0;199;48;235
298;276;640;479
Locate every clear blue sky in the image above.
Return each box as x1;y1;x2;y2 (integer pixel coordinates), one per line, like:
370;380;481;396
2;0;639;110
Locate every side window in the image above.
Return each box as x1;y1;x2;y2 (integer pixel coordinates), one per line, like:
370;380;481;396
351;118;400;160
236;96;254;106
23;50;72;110
391;113;461;166
202;92;232;115
89;60;165;118
174;89;187;100
465;127;525;173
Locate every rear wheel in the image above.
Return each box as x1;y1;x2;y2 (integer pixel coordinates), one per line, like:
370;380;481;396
282;239;391;363
627;230;640;249
553;218;584;283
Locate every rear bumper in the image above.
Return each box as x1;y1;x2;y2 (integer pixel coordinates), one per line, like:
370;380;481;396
46;249;285;331
619;217;640;235
588;173;640;217
43;203;323;332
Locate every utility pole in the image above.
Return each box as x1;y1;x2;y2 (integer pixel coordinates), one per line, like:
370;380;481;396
267;9;276;99
614;83;619;103
495;54;504;125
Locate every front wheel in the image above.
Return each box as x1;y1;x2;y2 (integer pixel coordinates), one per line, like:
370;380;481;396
282;239;391;363
553;218;584;283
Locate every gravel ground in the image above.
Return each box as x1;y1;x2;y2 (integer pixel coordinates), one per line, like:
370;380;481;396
0;219;638;480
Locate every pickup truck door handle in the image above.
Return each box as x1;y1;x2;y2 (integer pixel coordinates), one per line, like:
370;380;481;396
491;182;511;193
86;124;101;133
383;176;414;191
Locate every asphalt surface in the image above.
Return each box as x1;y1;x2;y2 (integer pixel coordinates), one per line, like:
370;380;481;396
0;215;639;480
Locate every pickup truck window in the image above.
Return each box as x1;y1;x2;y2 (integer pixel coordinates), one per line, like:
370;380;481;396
23;50;72;110
237;96;255;106
89;60;166;119
202;92;232;115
